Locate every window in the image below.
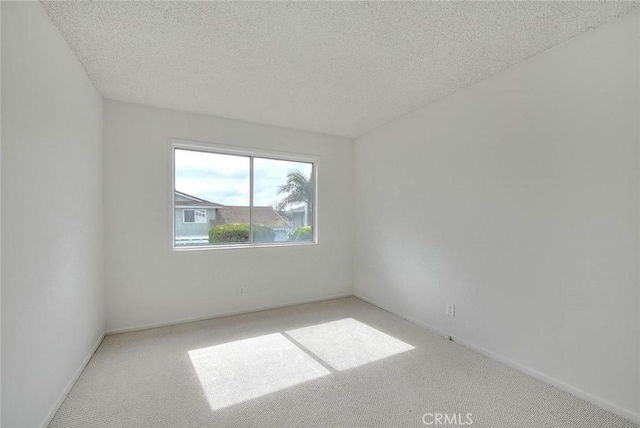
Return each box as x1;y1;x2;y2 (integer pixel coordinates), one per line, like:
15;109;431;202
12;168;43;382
172;140;316;248
183;209;206;223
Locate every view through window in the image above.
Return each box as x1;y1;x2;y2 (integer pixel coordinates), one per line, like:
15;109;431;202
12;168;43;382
173;145;315;248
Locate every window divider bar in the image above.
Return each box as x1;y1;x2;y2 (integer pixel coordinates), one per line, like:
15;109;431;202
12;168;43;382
249;156;254;245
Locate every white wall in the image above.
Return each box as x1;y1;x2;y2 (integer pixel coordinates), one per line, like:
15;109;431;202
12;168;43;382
354;11;639;421
1;2;104;427
104;100;352;332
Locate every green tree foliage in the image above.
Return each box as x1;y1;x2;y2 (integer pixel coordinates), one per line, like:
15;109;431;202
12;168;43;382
288;225;313;241
253;225;276;243
209;223;275;243
277;170;313;226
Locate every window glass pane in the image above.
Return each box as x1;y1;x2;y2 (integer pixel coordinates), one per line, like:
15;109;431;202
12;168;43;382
174;149;250;246
184;209;195;223
253;158;314;243
195;210;206;223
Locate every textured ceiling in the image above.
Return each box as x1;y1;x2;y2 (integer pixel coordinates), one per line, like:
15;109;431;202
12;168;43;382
41;1;638;138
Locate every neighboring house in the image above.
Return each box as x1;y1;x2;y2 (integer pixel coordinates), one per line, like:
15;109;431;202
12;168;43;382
174;190;292;244
175;191;223;245
283;204;309;229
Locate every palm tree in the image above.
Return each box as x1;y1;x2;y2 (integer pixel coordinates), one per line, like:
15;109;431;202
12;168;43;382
276;170;313;226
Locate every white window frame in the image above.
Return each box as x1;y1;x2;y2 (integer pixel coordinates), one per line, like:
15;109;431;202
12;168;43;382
183;209;207;224
170;138;318;250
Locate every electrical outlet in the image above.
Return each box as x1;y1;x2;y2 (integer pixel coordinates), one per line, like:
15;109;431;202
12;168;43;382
446;304;455;317
239;287;245;295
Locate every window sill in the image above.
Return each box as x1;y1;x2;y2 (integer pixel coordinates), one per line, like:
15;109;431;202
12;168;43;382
172;241;317;251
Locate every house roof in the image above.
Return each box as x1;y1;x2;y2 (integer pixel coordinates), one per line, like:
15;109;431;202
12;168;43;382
175;190;208;202
211;206;290;229
284;205;306;214
175;190;223;208
175;201;224;208
175;190;289;228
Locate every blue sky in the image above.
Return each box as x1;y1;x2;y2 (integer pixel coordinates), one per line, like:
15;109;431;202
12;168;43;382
175;149;312;207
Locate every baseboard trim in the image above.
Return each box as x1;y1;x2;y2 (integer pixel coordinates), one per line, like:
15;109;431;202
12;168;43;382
354;293;449;336
40;332;105;428
105;292;354;335
452;336;640;425
353;293;640;425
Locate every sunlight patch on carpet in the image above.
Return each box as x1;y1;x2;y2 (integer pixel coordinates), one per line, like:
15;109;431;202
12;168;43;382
286;318;414;371
189;333;331;411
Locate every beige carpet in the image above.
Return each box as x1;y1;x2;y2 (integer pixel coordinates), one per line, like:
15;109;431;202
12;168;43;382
49;297;637;428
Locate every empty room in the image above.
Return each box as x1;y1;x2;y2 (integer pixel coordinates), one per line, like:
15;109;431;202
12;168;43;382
2;1;640;427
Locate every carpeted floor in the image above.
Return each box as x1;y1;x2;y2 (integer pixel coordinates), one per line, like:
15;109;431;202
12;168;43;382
49;297;637;428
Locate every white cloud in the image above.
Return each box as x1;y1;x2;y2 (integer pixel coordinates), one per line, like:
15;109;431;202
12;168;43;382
175;149;312;206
